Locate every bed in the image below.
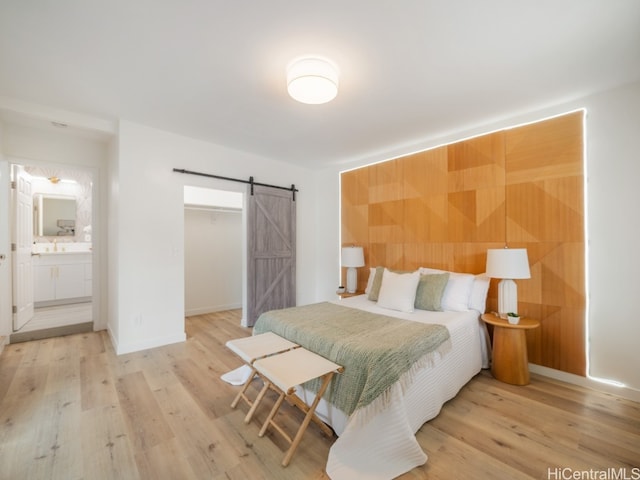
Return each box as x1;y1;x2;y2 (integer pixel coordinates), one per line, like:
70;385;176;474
237;267;491;479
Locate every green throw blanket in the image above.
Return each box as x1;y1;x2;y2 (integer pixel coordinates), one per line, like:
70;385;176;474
253;302;451;417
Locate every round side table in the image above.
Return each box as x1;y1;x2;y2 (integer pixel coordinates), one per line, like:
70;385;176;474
481;313;540;385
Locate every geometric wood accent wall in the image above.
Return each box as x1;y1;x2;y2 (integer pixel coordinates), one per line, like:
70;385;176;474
341;111;585;376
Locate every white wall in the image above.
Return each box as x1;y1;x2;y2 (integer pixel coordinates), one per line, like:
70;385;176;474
110;120;317;354
313;81;640;398
313;167;342;299
0;124;9;343
0;122;110;335
107;131;120;342
584;82;640;389
184;208;242;315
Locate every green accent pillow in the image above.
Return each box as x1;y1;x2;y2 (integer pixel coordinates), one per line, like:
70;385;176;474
367;266;385;301
414;273;450;311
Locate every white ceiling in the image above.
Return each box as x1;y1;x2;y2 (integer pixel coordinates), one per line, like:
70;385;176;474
1;1;639;169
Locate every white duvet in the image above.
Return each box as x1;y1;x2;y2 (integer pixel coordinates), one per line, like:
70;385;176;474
295;295;491;480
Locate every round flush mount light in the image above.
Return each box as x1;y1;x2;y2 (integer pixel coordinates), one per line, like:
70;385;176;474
287;56;339;105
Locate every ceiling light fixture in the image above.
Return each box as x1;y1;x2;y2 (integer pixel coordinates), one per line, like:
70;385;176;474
287;56;339;105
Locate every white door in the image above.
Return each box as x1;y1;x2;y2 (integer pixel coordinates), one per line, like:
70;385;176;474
11;165;34;331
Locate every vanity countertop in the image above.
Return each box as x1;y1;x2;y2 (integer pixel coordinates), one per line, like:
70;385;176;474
36;250;91;256
32;242;92;255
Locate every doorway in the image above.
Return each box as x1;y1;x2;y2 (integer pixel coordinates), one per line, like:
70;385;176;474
183;186;244;319
181;182;297;328
10;162;95;342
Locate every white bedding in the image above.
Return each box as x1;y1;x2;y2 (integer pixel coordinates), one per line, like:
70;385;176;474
295;295;491;480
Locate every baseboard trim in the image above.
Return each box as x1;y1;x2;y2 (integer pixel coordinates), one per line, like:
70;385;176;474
111;331;187;356
9;322;94;343
530;363;640;403
185;303;242;317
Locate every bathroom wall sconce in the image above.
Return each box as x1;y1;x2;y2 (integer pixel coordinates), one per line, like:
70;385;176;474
41;176;76;185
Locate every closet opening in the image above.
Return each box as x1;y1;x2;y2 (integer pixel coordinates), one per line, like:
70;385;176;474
183;186;244;320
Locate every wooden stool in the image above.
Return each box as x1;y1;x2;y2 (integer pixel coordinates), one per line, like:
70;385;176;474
225;332;299;423
253;347;343;467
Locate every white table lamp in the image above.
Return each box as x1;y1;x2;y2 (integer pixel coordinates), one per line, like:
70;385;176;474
486;248;531;317
341;246;365;293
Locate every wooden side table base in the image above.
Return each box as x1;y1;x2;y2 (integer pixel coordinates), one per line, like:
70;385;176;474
492;326;530;385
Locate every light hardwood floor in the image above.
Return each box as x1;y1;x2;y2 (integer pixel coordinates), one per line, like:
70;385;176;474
0;310;638;480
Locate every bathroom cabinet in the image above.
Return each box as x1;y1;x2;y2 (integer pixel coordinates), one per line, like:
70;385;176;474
33;252;92;305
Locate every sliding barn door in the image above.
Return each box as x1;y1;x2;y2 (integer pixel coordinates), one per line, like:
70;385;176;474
246;185;296;326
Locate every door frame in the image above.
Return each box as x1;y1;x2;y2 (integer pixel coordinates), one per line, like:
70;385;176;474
4;158;101;334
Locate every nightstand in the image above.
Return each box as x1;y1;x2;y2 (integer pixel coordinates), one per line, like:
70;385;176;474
337;291;363;299
481;313;540;386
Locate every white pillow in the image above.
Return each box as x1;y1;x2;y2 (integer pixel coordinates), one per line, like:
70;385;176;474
419;267;474;312
377;269;420;313
469;274;491;313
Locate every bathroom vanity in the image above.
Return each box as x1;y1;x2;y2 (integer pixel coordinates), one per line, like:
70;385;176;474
32;243;92;306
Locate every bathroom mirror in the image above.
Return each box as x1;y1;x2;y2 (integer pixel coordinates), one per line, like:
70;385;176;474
34;194;77;236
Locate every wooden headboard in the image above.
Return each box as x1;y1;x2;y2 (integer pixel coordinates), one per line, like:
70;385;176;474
341;111;585;376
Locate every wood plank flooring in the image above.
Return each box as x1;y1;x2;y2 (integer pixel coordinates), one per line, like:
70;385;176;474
0;310;638;480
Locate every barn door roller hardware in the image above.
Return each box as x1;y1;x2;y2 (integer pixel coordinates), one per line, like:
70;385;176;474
172;168;298;201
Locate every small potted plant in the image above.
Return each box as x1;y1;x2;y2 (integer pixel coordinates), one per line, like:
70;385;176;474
506;312;520;324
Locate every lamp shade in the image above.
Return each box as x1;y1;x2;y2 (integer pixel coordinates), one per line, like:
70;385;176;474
287;56;339;104
341;246;365;267
486;248;531;279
